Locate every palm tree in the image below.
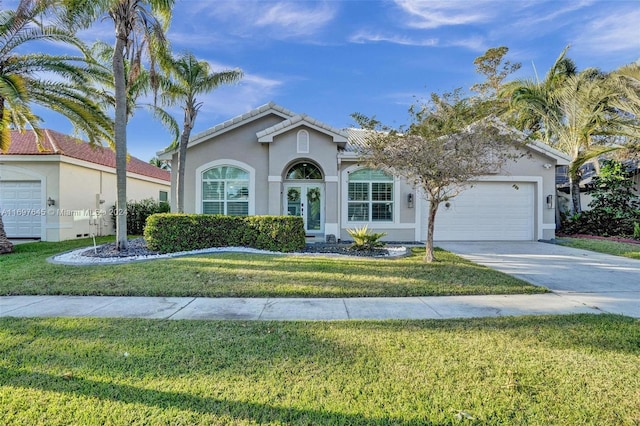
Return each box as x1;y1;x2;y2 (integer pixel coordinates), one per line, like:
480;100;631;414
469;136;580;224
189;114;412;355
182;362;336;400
503;47;640;213
508;69;639;213
61;0;174;250
501;46;577;142
160;52;242;212
0;0;114;254
149;156;170;170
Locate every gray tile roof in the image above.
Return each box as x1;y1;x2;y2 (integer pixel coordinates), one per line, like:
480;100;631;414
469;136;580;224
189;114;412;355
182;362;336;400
342;128;373;153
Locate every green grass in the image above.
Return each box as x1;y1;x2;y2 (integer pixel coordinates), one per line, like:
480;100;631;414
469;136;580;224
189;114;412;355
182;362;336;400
557;237;640;260
1;315;639;425
0;238;544;297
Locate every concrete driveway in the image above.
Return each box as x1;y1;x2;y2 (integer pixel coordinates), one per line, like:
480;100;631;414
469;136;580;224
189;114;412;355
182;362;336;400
437;241;640;318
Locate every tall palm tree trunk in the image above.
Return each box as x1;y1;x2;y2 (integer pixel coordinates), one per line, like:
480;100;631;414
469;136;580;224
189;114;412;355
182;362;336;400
176;102;197;213
176;126;191;213
0;215;14;254
113;35;128;250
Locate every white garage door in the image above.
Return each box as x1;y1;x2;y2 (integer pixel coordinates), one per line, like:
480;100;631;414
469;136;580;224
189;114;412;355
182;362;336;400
432;181;535;241
0;181;42;238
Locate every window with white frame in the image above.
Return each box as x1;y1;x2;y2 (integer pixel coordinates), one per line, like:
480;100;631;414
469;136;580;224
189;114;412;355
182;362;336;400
347;168;393;222
202;166;249;215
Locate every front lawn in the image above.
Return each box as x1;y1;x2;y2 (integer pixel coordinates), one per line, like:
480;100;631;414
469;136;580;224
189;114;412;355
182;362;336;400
557;237;640;260
0;238;544;297
1;315;639;425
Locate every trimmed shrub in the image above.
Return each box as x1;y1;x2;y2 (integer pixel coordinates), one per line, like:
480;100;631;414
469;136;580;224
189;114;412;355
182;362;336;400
112;198;170;235
144;214;306;253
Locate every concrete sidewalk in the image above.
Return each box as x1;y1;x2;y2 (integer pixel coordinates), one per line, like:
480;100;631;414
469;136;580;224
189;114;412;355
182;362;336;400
0;293;605;321
3;241;638;321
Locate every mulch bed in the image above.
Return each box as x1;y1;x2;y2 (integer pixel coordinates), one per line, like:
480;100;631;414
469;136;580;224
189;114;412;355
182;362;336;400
557;233;640;245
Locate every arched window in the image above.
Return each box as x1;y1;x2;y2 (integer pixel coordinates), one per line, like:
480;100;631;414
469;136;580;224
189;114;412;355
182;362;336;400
297;130;309;153
347;168;393;222
202;166;249;215
286;163;322;180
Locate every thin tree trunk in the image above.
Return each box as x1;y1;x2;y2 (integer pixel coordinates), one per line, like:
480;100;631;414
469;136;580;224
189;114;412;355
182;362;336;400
569;170;582;214
424;199;439;262
113;36;128;250
0;215;14;254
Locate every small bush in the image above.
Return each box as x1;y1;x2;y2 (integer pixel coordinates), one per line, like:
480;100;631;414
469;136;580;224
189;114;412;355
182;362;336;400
144;214;306;253
346;225;387;251
561;160;640;237
112;198;170;235
562;210;640;237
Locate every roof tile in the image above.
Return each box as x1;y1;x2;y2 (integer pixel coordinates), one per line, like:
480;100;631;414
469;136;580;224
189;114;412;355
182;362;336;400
2;129;170;182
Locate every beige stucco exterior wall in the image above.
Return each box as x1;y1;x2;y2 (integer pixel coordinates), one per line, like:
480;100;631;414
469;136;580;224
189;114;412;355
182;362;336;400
173;114;283;214
267;126;341;235
57;161;170;240
337;143;560;242
495;146;559;240
338;159;419;242
0;157;169;241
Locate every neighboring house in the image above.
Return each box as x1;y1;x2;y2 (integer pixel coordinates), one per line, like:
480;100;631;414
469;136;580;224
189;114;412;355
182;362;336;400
0;129;170;241
158;102;569;242
556;159;640;213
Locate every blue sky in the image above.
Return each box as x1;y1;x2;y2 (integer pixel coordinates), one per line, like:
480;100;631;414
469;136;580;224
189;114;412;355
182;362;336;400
19;0;640;162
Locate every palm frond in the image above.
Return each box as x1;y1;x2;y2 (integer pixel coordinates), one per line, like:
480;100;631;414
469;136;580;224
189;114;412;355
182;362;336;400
141;102;179;145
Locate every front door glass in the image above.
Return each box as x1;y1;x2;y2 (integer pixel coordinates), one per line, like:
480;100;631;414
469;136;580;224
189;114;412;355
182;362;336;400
285;184;323;233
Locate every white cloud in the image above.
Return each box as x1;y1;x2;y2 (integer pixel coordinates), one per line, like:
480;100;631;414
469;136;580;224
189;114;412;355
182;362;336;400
572;8;640;56
255;2;336;36
349;30;438;46
349;30;488;52
182;0;337;40
394;0;494;29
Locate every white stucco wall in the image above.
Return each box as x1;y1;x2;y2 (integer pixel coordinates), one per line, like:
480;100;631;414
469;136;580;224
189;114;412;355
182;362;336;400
0;157;170;241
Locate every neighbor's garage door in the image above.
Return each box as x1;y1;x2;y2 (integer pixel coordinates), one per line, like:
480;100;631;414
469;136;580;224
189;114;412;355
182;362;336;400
432;181;535;241
0;181;42;238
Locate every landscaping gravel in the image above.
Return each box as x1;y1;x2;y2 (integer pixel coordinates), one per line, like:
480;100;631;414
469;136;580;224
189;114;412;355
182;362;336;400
50;238;408;265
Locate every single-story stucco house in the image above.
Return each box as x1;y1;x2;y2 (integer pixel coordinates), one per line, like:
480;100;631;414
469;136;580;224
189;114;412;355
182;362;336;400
158;102;570;242
0;129;170;241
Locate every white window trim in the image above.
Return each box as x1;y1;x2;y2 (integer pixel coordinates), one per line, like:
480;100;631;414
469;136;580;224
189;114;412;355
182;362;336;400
341;164;399;226
195;159;255;215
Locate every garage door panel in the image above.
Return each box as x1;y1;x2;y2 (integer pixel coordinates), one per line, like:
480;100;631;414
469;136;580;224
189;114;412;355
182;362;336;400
0;181;42;238
433;182;534;241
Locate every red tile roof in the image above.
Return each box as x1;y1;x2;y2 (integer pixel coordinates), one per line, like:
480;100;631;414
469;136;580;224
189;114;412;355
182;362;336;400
2;129;170;182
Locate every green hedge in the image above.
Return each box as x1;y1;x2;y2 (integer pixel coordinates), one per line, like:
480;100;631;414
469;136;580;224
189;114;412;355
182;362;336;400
111;198;170;235
144;214;306;253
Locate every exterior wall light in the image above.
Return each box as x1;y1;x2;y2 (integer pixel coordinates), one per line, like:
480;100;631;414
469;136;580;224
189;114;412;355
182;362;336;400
47;197;55;206
407;193;414;208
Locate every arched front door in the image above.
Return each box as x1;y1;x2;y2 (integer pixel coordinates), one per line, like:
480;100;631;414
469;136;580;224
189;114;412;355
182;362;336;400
283;162;324;234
